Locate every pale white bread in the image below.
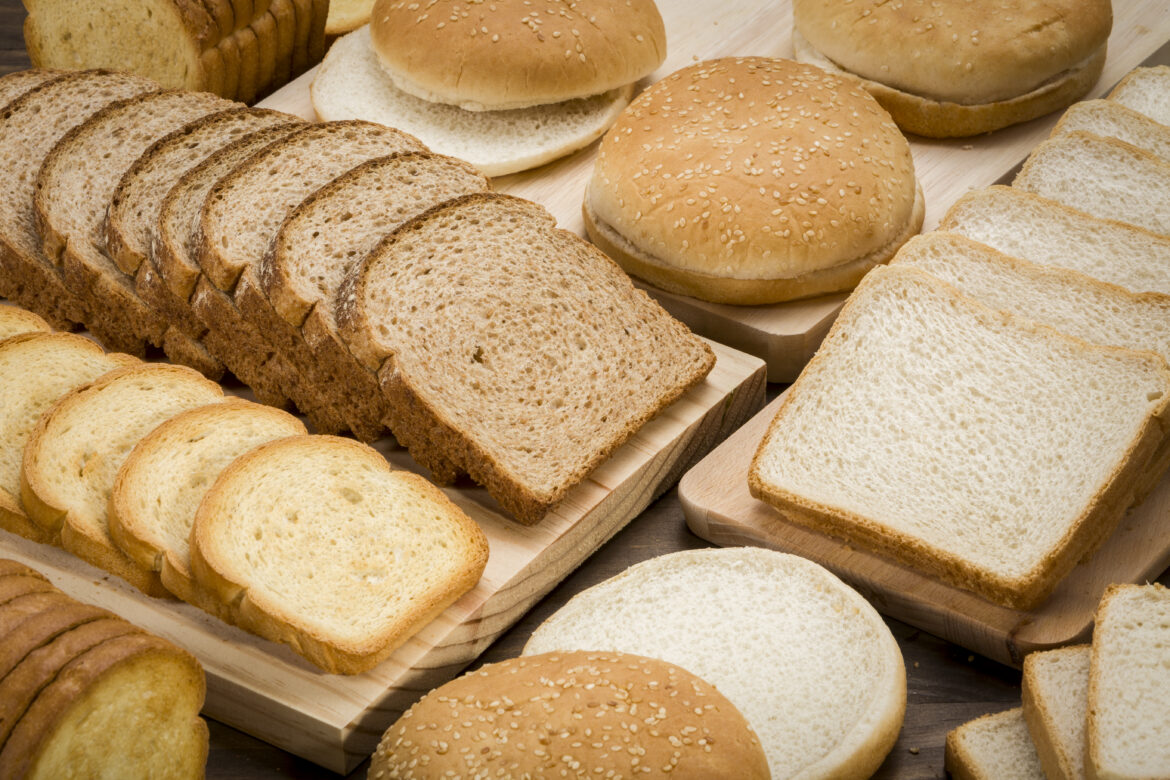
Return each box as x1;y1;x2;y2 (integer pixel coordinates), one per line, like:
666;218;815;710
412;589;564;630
258;151;489;442
939;186;1170;296
0;333;137;545
1021;644;1090;780
1108;65;1170;126
311;26;633;178
189;434;489;674
945;708;1045;780
370;651;770;780
791;0;1110;138
748;265;1170;610
585;56;923;305
336;192;715;523
890;232;1170;366
1052;100;1170;162
20;364;225;597
108;400;306;604
1013;131;1170;238
326;0;373;34
0;69;63;109
523;548;905;779
1086;583;1170;780
0;306;50;342
369;0;665;111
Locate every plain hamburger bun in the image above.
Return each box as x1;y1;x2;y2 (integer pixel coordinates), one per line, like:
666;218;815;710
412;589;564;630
584;57;923;305
369;650;770;779
792;0;1112;138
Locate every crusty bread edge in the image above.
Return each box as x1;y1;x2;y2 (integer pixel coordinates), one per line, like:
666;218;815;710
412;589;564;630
1021;644;1089;780
944;708;1027;780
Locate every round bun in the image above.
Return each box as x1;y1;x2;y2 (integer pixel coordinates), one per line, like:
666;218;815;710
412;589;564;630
524;548;907;779
370;0;666;111
793;0;1111;137
369;650;771;779
586;57;923;305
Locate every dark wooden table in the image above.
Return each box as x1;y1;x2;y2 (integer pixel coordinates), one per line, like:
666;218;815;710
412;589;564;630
3;5;1164;777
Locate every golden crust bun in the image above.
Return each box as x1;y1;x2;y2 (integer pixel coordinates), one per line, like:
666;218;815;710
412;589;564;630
369;651;771;779
586;57;923;305
369;0;666;111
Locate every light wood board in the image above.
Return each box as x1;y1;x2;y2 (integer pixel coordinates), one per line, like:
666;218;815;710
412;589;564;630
258;2;1170;382
0;340;766;774
680;392;1170;669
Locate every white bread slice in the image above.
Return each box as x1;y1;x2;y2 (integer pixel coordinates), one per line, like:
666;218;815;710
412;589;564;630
945;708;1045;780
1108;65;1170;126
0;333;138;545
938;185;1170;296
1013;131;1170;237
1086;583;1170;780
891;232;1170;365
20;364;225;597
189;435;489;674
1052;100;1170;162
1021;644;1090;780
108;400;305;604
748;266;1170;609
310;26;633;177
0;306;50;342
523;548;905;780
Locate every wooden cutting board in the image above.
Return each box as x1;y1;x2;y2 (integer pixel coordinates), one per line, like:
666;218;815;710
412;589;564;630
680;392;1170;669
0;340;766;774
258;1;1170;382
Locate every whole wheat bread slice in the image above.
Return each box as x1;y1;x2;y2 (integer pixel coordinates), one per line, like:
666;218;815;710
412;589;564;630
749;265;1170;610
337;192;716;523
1021;644;1090;780
945;708;1045;780
1108;65;1170;126
0;306;50;342
1052;99;1170;162
0;601;115;684
0;332;138;545
20;364;225;597
190;434;489;674
0;68;61;110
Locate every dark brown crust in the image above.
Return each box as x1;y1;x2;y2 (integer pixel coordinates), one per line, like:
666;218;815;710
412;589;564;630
0;560;47;580
0;602;114;682
307;0;328;67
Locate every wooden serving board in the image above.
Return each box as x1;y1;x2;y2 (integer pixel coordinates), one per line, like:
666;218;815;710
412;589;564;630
258;2;1170;382
0;340;766;774
680;392;1170;669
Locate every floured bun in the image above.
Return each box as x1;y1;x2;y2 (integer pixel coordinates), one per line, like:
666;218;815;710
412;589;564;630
793;0;1112;138
585;57;923;305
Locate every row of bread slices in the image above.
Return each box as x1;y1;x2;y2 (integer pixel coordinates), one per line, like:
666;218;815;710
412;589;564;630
25;0;327;103
0;67;714;524
0;305;489;675
0;559;208;779
947;583;1170;780
748;65;1170;612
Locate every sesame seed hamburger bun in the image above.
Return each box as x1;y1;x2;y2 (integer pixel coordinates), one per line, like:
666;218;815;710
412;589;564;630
368;651;771;779
792;0;1112;138
584;57;924;305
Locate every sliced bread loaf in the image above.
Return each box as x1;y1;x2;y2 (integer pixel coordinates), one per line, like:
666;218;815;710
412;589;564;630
1021;644;1090;780
0;68;62;109
0;333;137;545
1013;131;1170;237
1052;99;1170;161
0;601;114;684
523;548;906;780
0;306;50;342
945;708;1045;780
1086;583;1170;780
189;434;489;674
20;364;225;597
749;265;1170;609
109;400;305;605
1108;65;1170;126
938;185;1170;295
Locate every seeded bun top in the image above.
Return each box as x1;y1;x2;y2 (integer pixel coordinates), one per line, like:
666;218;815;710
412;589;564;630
369;0;667;111
368;650;771;779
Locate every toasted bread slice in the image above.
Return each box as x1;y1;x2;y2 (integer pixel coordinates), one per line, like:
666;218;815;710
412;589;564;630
0;306;50;342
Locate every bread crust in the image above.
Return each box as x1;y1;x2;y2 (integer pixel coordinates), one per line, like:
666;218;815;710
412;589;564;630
1021;644;1089;780
0;601;113;683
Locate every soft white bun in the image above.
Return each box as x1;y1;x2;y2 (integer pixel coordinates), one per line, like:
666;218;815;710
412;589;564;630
586;57;923;304
370;0;666;111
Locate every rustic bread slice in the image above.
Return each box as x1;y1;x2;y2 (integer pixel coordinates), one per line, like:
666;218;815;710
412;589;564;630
257;151;489;442
0;71;158;332
1108;65;1170;126
0;591;76;636
1021;644;1090;780
190;434;489;674
0;576;57;608
20;364;225;597
109;400;305;604
0;601;113;684
0;306;50;342
1013;131;1170;237
945;708;1045;780
1087;583;1170;780
1052;99;1170;161
0;333;137;545
939;185;1170;295
337;192;716;523
748;265;1170;609
198;0;234;39
0;69;62;110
